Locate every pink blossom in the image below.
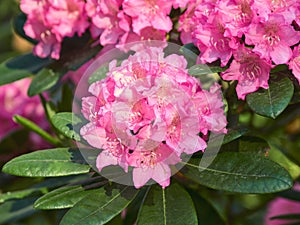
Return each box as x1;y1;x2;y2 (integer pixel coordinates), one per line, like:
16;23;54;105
221;46;272;100
0;78;48;148
245;14;300;64
46;0;89;38
80;47;227;188
122;0;173;34
21;0;89;59
86;0;124;46
289;46;300;84
217;0;255;37
265;184;300;225
194;15;239;66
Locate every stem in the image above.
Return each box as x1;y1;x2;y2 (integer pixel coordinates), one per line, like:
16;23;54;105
13;115;62;146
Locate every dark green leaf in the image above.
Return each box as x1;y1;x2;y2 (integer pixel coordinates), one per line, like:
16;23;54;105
0;197;38;224
270;213;300;220
246;75;294;119
60;184;138;225
223;127;248;145
34;185;100;210
181;152;293;193
51;112;82;141
13;13;37;44
2;148;90;177
28;68;61;96
137;183;198;225
188;190;226;225
238;136;270;155
0;53;51;86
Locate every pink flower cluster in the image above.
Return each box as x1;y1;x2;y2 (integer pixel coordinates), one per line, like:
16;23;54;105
21;0;89;59
180;0;300;99
0;78;48;149
21;0;189;59
80;47;227;188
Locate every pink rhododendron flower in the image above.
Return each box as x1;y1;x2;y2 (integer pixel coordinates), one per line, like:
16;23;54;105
221;46;272;100
21;0;89;59
245;14;300;64
289;46;300;84
80;47;227;188
122;0;173;34
0;78;49;148
265;183;300;225
194;15;239;66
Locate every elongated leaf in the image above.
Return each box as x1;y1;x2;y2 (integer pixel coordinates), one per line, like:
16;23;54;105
2;148;90;177
0;190;37;204
34;185;100;210
0;175;90;203
223;127;248;145
189;64;226;76
181;152;292;193
28;68;61;96
51;112;82;141
0;197;37;224
60;184;138;225
137;183;198;225
246;75;294;119
0;53;51;86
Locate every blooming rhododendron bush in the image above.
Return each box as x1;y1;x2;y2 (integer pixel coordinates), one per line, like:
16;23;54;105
0;0;300;225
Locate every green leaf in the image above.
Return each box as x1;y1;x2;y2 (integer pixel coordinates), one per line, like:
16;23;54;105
0;197;38;224
246;75;294;119
181;152;293;193
223;127;248;145
60;184;138;225
13;115;61;146
270;213;300;220
0;175;90;203
2;148;90;177
51;112;82;141
0;53;51;86
34;185;100;210
13;13;37;44
188;190;227;225
28;68;61;96
238;136;270;155
88;64;108;84
0;190;38;204
189;64;226;76
137;183;198;225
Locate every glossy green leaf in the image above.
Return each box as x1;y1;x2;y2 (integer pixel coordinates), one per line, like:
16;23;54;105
60;184;138;225
0;197;37;224
189;64;226;76
51;112;82;141
34;185;100;210
2;148;90;177
181;152;293;193
137;183;198;225
246;75;294;119
28;68;61;96
0;53;51;86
